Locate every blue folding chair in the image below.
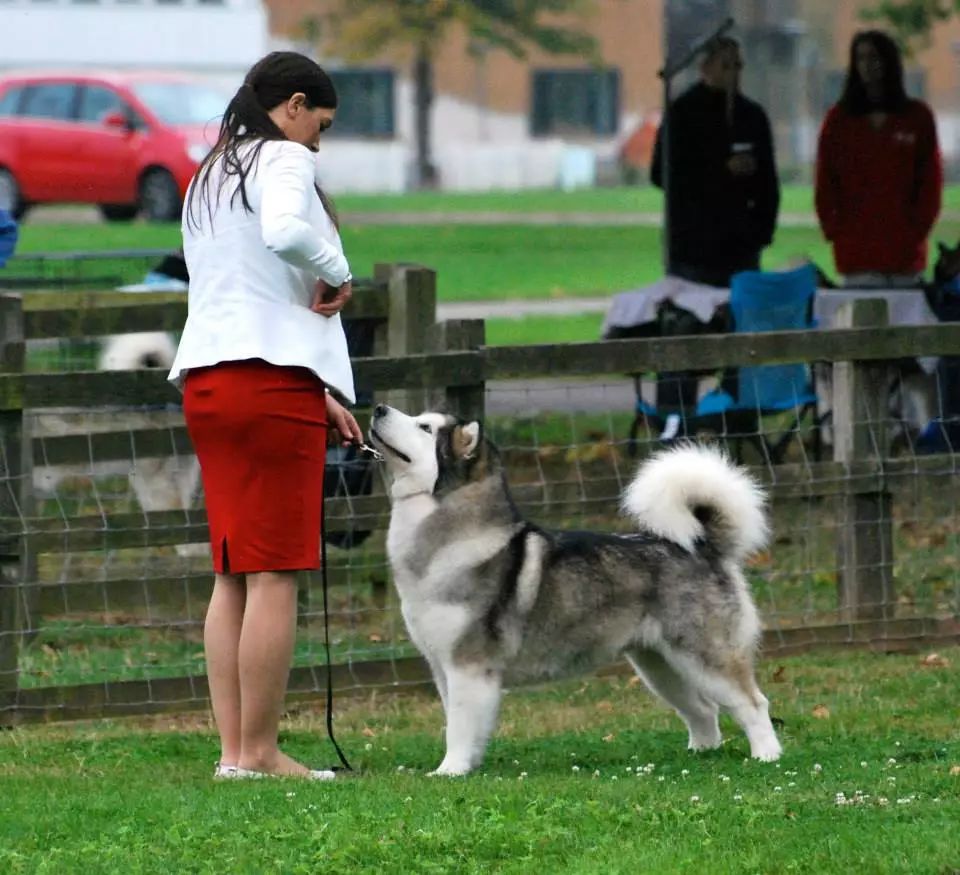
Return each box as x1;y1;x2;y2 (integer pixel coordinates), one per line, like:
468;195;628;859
685;263;821;463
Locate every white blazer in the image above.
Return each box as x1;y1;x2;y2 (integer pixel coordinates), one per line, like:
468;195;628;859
168;139;356;403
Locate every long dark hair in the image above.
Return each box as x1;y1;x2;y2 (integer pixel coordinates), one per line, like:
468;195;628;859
185;51;339;230
838;30;908;115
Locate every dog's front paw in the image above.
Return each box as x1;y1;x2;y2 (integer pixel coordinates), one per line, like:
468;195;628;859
750;736;783;762
428;758;473;777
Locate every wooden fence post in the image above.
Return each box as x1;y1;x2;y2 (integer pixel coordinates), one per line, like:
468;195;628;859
427;319;487;422
378;263;437;415
0;293;32;719
832;298;894;622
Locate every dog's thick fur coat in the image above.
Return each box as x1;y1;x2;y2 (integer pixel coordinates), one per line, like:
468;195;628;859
370;406;781;775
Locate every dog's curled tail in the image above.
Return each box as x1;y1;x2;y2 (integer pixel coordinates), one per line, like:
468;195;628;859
621;443;768;561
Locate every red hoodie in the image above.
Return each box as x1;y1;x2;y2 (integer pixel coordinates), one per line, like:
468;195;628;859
815;99;942;276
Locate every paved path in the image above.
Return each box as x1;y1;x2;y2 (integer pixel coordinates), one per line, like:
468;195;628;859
29;205;960;228
435;296;638;416
437;297;610;321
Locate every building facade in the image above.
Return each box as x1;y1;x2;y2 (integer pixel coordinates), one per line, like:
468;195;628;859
3;0;960;190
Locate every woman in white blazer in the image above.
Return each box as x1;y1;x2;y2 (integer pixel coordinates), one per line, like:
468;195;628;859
170;51;363;780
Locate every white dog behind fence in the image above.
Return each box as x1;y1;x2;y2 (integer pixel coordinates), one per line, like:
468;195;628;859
32;332;204;556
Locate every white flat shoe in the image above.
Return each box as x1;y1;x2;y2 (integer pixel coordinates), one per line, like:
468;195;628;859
234;766;336;781
213;762;239;780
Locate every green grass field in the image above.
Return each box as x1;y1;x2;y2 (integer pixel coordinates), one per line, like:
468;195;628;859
299;183;960;216
2;647;958;874
15;215;960;346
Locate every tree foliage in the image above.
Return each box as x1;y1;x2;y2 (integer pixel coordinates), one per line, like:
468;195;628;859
864;0;960;50
321;0;599;62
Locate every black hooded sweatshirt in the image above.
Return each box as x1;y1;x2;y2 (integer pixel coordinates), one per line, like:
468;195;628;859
651;82;780;280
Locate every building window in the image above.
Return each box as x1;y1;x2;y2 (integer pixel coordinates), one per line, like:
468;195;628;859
531;68;620;137
326;69;395;138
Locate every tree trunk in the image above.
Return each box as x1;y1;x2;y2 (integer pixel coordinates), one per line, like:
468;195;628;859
413;47;438;189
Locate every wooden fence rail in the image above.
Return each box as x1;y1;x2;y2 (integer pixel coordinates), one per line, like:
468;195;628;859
1;273;959;724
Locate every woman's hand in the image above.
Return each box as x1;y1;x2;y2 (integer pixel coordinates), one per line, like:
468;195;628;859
325;392;363;446
311;278;353;316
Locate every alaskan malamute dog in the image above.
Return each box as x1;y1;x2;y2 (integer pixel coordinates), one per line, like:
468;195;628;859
369;405;782;776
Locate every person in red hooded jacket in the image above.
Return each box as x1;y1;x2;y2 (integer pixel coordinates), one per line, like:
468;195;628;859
815;30;942;288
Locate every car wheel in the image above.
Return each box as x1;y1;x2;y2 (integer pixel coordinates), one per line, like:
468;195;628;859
138;168;181;222
100;203;139;222
0;168;28;220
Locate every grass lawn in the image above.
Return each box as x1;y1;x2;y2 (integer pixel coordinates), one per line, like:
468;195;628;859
321;184;960;216
1;647;958;874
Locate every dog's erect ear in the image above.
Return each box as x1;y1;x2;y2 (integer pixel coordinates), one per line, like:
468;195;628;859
453;422;481;459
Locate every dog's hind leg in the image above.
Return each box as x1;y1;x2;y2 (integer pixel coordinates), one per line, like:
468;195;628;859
429;664;502;777
625;648;721;752
663;649;781;762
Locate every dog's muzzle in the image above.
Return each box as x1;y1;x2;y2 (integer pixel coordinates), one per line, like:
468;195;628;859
368;428;411;464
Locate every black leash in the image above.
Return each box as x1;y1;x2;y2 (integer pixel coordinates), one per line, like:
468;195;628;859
320;484;353;772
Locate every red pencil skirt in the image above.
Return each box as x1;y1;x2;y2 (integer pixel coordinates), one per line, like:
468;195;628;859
183;358;327;574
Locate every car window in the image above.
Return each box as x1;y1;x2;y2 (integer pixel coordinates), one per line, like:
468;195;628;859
77;85;145;129
77;85;125;123
20;83;78;121
131;81;228;126
0;86;24;117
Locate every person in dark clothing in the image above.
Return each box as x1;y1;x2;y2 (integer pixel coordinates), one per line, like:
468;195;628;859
651;37;780;288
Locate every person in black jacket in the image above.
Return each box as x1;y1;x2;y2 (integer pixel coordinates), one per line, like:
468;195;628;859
651;37;780;287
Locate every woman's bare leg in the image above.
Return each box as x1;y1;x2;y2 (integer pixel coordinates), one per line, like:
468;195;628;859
236;571;309;775
204;573;246;766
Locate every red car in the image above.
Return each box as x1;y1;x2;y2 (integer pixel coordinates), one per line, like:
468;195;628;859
0;70;228;222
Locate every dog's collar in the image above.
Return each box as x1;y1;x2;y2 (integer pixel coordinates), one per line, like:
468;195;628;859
369;428;411;464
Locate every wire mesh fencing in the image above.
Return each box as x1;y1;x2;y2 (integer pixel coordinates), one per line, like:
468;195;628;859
2;360;958;725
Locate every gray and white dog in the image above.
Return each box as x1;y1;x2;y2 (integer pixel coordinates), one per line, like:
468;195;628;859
369;404;782;776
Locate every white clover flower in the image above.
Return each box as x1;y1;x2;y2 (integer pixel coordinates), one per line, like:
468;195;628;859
658;776;666;782
719;775;730;783
788;781;796;787
286;792;296;799
878;797;889;806
572;765;580;773
364;743;373;751
397;765;405;772
689;795;700;803
681;769;690;777
519;772;527;780
594;769;601;778
860;761;868;768
733;794;743;802
813;763;823;773
774;786;782;792
886;758;897;766
611;776;618;782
